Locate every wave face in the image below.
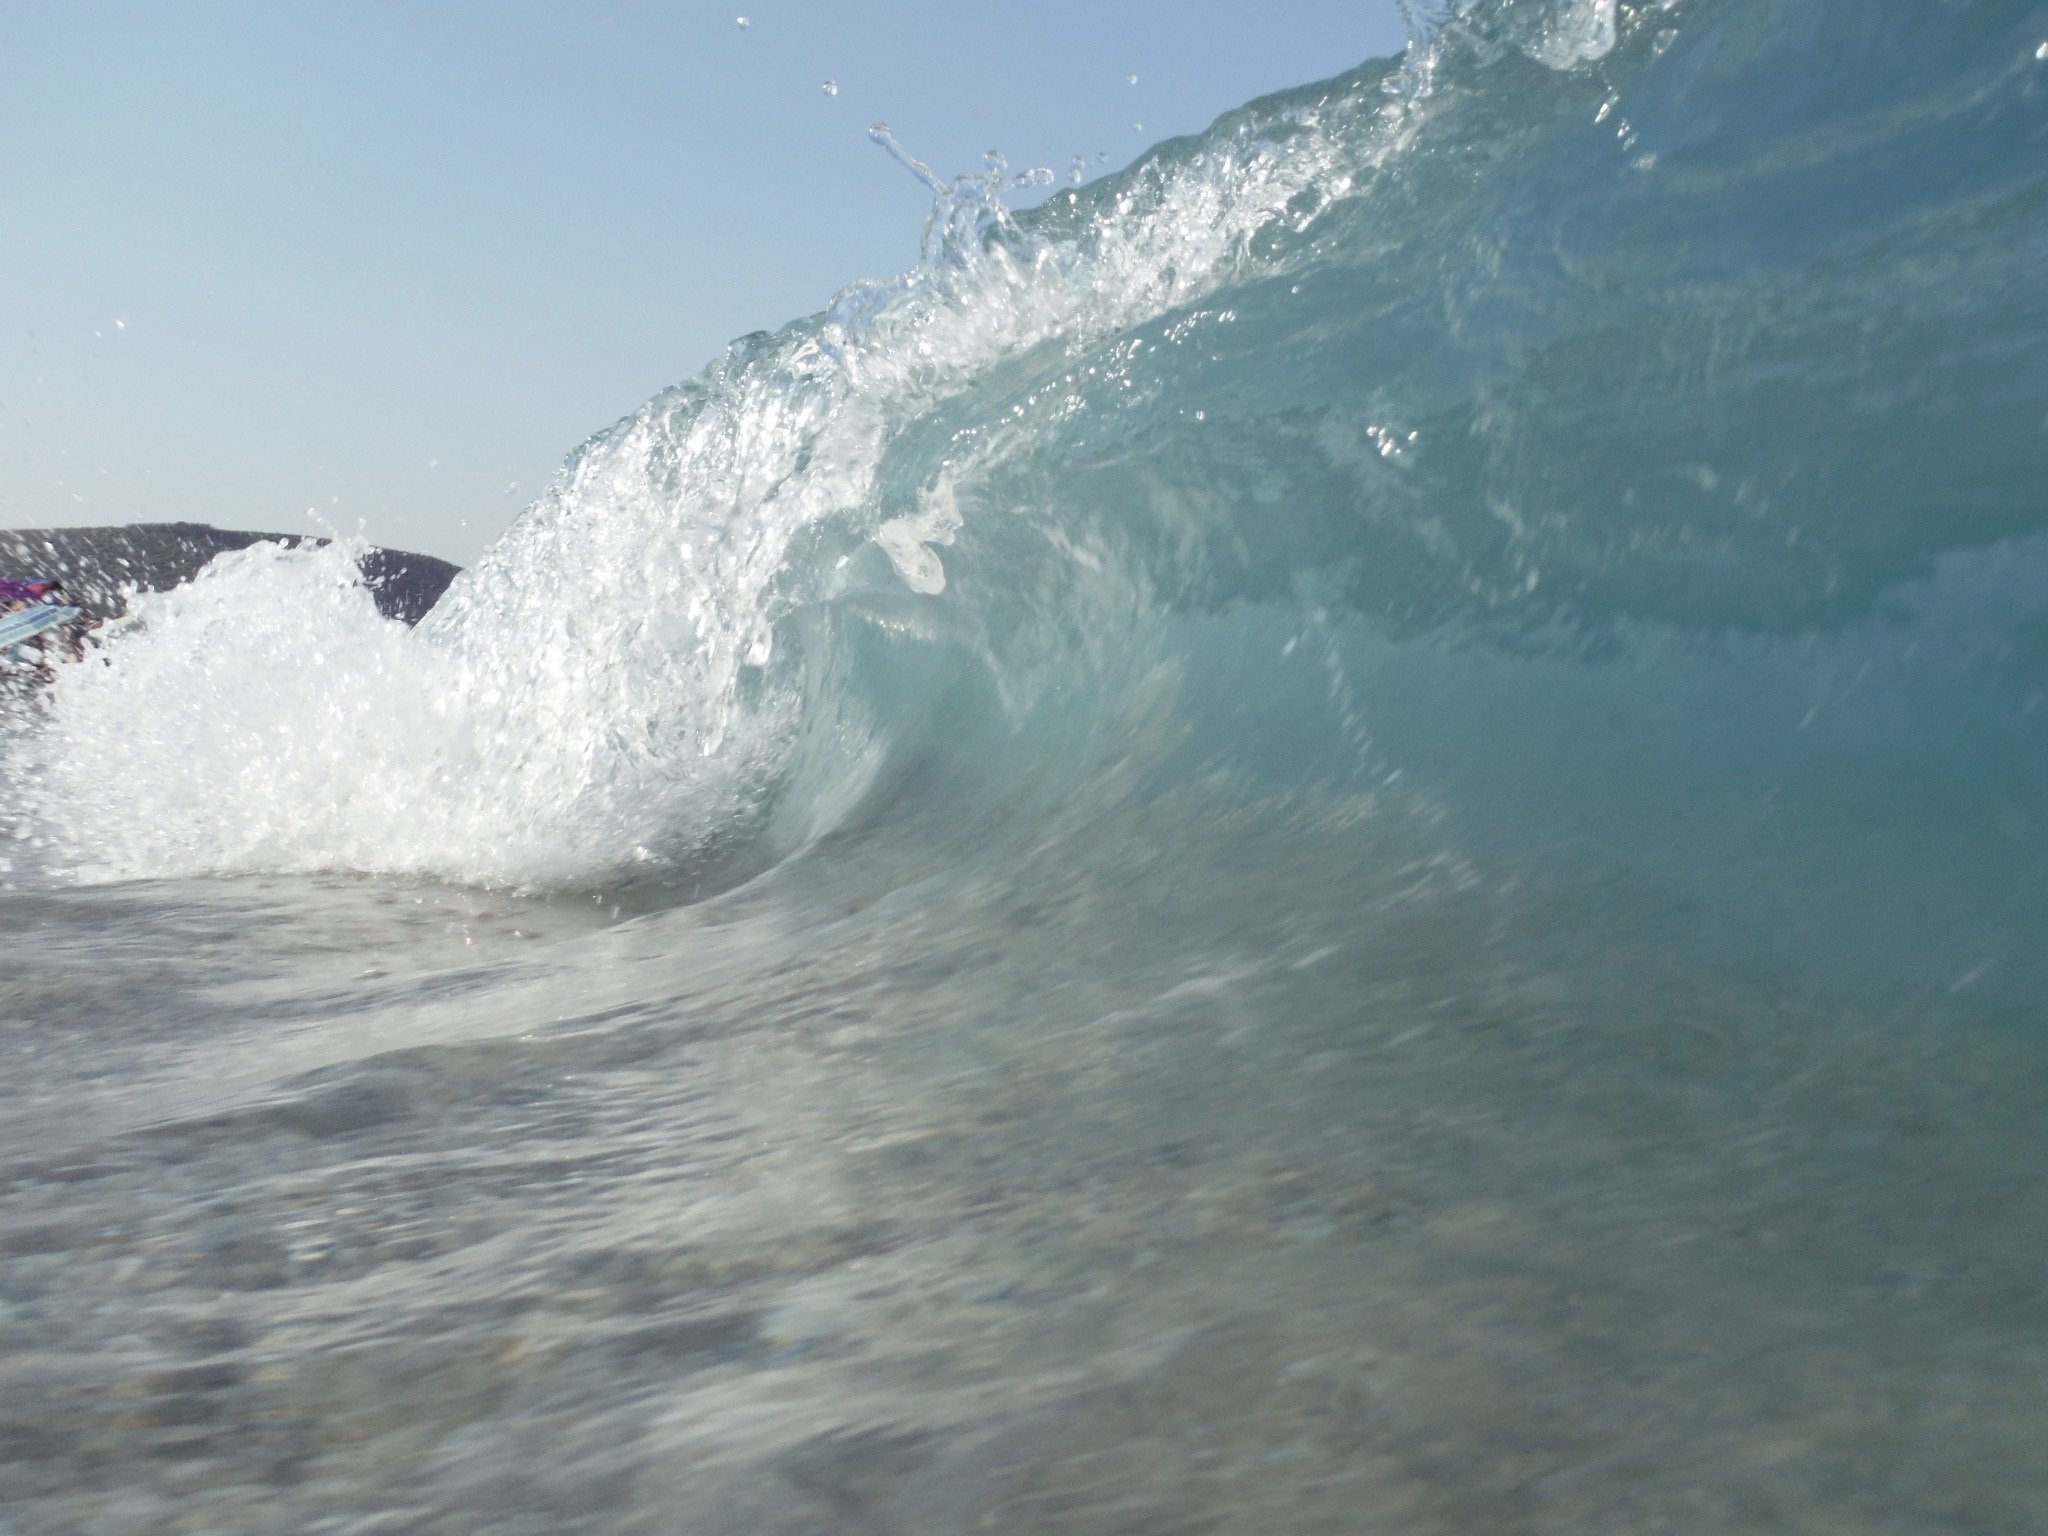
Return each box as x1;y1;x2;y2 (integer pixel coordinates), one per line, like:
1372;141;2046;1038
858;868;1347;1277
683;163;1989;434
16;0;2048;981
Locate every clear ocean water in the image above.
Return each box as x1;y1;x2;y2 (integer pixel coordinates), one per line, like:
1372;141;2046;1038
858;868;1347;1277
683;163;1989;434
4;2;2047;1530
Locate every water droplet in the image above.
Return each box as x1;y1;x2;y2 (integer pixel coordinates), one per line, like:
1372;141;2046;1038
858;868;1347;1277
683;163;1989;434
1069;156;1088;184
1132;121;1144;133
735;14;749;28
1125;72;1139;86
821;79;838;96
2037;40;2048;60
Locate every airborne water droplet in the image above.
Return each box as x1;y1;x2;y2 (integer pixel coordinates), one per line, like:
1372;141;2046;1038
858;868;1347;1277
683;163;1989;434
821;79;839;96
735;14;749;28
1126;72;1139;86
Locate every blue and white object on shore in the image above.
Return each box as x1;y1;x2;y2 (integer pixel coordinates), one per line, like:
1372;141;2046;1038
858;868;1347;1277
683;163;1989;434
0;604;81;654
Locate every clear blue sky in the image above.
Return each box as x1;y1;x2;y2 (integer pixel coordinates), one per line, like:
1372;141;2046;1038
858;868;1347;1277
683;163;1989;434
1;1;1406;565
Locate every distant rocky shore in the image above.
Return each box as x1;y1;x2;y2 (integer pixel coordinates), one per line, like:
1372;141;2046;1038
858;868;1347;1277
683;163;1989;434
0;523;460;627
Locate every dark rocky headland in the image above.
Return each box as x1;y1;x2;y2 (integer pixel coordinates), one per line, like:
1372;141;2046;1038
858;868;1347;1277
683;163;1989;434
0;523;460;627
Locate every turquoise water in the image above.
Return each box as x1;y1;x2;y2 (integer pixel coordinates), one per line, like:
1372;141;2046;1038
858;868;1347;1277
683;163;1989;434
4;2;2047;1530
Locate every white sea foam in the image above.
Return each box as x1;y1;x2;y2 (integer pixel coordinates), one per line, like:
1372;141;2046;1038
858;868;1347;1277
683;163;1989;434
22;0;1649;888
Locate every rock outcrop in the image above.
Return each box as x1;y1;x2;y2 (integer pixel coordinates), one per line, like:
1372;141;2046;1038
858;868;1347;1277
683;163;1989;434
0;523;460;627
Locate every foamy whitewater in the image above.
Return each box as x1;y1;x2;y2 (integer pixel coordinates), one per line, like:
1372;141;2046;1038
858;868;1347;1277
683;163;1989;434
4;2;2047;1530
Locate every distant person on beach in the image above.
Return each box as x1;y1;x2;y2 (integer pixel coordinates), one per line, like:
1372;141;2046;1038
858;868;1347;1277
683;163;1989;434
0;577;90;671
0;577;64;610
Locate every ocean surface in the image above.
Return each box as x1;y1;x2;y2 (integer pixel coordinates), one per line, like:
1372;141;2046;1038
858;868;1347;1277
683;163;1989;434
5;1;2047;1530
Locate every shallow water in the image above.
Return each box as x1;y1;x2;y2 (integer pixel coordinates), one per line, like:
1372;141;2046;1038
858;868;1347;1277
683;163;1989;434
6;792;2045;1533
5;0;2047;1530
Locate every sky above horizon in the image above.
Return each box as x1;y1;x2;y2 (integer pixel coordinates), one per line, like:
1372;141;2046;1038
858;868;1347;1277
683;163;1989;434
1;1;1406;566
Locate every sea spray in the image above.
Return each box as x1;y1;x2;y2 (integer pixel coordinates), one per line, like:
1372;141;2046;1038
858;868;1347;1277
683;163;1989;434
20;8;1444;886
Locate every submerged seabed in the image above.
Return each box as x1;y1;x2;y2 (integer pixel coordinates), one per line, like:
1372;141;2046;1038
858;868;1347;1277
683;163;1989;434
4;792;2045;1535
5;1;2048;1531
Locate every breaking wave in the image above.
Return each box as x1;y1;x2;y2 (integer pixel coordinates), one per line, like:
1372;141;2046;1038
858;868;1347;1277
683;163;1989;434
11;0;2045;975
